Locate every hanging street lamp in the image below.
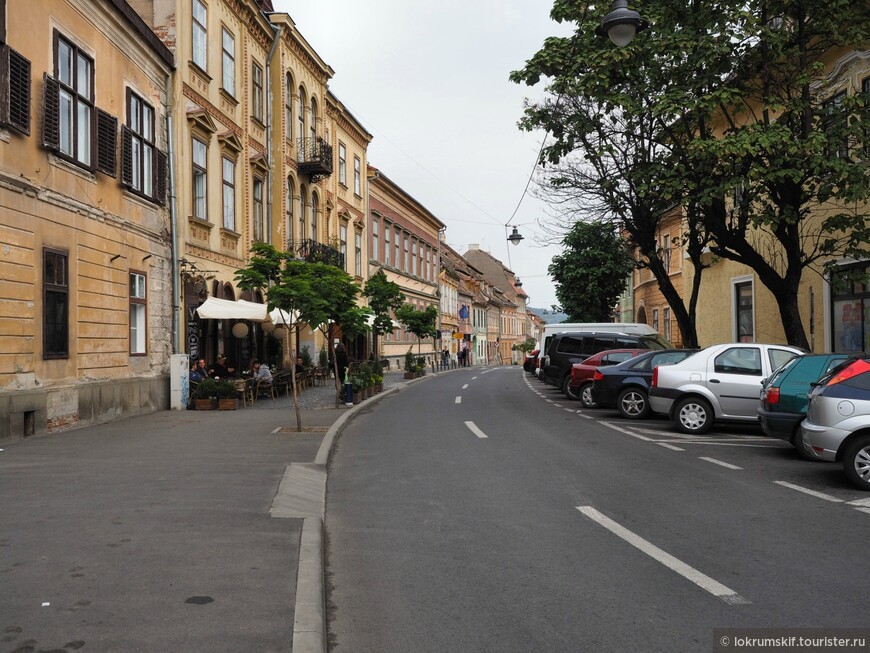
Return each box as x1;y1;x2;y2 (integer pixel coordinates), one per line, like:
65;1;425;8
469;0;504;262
596;0;649;47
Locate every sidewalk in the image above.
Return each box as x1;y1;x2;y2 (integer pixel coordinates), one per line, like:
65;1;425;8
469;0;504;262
0;369;427;653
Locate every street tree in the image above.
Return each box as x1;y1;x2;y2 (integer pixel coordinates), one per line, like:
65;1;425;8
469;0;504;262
548;220;634;322
236;243;366;429
395;304;438;359
512;0;870;348
363;269;405;364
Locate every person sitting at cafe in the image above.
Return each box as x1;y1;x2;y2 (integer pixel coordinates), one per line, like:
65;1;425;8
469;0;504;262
189;361;206;383
251;359;272;383
209;356;234;378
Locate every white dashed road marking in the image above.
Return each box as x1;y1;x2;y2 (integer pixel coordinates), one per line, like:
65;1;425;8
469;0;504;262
774;481;843;503
699;457;742;470
462;384;469;389
657;443;685;451
455;396;462;404
464;421;488;439
576;506;749;605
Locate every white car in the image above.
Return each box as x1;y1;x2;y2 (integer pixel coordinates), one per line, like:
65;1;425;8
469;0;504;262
649;343;803;434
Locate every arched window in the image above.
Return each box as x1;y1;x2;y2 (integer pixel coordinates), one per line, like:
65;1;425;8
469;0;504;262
286;177;295;246
299;184;308;241
285;73;293;141
297;86;305;145
311;192;319;240
309;97;317;142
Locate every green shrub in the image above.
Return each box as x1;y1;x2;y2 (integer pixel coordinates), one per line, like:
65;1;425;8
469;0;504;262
319;346;328;368
193;378;219;399
404;348;415;373
301;346;313;367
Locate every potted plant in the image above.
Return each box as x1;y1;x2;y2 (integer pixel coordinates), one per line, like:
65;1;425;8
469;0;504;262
193;378;219;410
216;380;240;410
351;375;363;404
372;373;384;393
404;349;416;379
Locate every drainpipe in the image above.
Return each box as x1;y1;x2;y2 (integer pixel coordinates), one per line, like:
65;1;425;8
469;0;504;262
166;72;180;354
265;23;283;246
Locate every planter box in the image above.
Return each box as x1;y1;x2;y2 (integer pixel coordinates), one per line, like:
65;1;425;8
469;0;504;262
218;398;240;410
404;372;415;379
195;398;217;410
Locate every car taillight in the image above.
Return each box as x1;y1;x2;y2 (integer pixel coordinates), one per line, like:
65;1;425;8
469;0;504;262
593;370;603;381
765;387;780;405
827;359;870;386
652;366;658;387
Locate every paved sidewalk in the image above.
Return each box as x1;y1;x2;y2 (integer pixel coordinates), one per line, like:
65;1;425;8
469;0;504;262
0;369;421;653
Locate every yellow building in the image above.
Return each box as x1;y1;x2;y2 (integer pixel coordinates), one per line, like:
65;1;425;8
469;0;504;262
368;167;444;370
0;0;175;438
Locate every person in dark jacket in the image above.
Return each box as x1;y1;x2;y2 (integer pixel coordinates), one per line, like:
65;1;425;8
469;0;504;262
335;342;349;384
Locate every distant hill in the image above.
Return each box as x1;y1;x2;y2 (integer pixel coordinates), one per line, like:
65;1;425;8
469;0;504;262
528;307;569;324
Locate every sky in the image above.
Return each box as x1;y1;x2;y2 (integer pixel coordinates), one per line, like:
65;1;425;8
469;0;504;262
274;0;575;310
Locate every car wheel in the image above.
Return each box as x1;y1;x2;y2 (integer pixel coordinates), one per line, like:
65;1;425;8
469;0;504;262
674;396;713;434
617;387;650;419
579;383;598;409
562;375;580;401
842;434;870;491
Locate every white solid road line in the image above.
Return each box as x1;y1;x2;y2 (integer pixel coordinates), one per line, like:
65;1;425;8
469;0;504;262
464;421;488;439
576;506;749;605
774;480;843;503
600;421;655;441
699;457;743;470
455;396;462;404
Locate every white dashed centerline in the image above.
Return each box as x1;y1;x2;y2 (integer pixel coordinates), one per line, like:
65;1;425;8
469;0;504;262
464;421;488;439
576;506;749;605
455;396;462;404
462;384;469;389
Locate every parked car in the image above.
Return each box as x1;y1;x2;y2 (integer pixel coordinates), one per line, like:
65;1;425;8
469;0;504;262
542;331;672;397
799;356;870;490
566;349;646;406
758;352;855;457
591;349;697;419
523;349;540;374
649;343;803;434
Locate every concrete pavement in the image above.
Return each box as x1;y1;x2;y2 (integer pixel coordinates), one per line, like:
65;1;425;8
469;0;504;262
0;368;446;653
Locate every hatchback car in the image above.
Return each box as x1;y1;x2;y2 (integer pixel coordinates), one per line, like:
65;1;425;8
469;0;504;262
799;356;870;490
591;349;697;419
649;343;803;434
566;349;646;406
523;349;540;374
758;353;854;456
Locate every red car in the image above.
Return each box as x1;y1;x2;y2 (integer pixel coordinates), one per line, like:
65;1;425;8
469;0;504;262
567;349;647;407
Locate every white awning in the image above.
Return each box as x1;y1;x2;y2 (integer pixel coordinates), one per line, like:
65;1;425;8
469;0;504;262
196;296;297;324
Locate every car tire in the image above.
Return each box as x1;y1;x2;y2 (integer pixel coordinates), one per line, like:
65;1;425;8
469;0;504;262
617;387;650;419
579;382;598;409
562;375;580;401
842;434;870;491
674;396;713;434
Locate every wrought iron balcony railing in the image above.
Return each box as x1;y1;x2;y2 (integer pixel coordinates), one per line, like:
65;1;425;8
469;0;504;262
297;137;333;180
287;238;344;270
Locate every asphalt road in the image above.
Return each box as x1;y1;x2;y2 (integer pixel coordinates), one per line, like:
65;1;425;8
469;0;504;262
325;366;870;653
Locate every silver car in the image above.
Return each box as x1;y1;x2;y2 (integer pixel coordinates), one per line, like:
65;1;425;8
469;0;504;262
649;343;803;434
799;357;870;490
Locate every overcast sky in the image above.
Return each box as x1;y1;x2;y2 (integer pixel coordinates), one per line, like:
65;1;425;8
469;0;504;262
274;0;574;309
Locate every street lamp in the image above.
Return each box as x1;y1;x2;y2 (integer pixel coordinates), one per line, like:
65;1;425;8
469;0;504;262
596;0;649;47
507;226;524;246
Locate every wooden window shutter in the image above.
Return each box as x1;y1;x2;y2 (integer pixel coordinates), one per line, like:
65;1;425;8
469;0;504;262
96;108;117;176
154;149;167;205
120;124;133;186
7;47;30;135
41;73;59;150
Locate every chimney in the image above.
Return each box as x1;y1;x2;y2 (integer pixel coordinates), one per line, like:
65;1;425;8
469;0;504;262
468;244;480;250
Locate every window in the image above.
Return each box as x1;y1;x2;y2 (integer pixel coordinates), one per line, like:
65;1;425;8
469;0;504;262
130;271;147;355
663;307;671;342
426;248;431;281
340;223;348;271
394;228;401;270
252;61;263;122
309;97;316;142
355;230;362;277
830;261;869;353
221;29;234;95
714;347;761;376
403;234;409;273
285;73;293;140
735;281;754;342
297;87;305;143
822;91;847;158
286;177;294;244
384;223;391;266
863;77;870;158
311;193;318;239
52;33;93;167
0;42;31;135
411;240;418;276
192;137;207;220
124;91;154;197
222;156;235;230
192;0;207;71
44;249;68;359
253;176;264;242
372;217;379;262
299;185;307;240
353;156;361;195
662;233;671;273
338;142;346;185
652;308;659;332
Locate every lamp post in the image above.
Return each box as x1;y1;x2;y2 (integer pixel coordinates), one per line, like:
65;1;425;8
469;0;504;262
596;0;649;47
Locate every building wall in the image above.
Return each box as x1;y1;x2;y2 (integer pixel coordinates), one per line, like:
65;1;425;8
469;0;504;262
0;0;174;439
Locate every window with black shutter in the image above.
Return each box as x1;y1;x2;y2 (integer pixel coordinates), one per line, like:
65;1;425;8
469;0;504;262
0;45;30;135
41;72;60;150
96;108;117;176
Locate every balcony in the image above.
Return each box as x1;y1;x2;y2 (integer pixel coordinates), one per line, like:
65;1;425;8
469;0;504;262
288;238;344;270
297;137;333;181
